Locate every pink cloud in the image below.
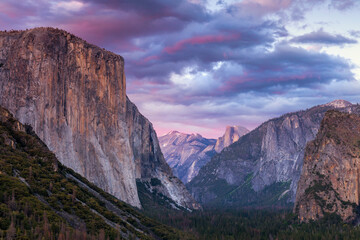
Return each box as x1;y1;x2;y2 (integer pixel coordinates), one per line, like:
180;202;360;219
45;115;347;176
57;16;147;52
263;72;313;84
217;70;316;94
217;75;252;93
0;2;36;19
164;33;240;54
232;0;331;19
236;0;293;16
138;55;160;64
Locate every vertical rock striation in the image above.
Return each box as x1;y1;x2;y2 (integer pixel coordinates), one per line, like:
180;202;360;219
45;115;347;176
295;110;360;222
0;27;199;210
188;100;356;207
126;100;200;209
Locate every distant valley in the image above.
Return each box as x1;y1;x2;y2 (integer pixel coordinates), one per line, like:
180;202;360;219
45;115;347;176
2;27;360;239
159;99;360;228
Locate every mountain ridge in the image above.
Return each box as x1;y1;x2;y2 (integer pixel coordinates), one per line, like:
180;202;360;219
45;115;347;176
159;131;217;183
159;125;248;183
188;100;359;208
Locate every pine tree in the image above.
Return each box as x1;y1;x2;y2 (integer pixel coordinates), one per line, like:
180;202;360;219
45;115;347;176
6;215;16;240
43;212;50;239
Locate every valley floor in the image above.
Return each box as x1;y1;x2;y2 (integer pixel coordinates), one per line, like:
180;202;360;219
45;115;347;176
143;207;360;240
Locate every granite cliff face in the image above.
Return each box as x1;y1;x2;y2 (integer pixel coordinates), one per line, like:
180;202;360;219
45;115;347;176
126;100;200;210
295;110;360;222
159;131;217;183
159;126;249;184
0;27;199;210
214;126;249;153
0;105;188;239
188;100;355;207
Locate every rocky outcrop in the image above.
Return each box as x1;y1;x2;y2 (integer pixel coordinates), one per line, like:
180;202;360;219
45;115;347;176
126;100;200;210
0;27;199;210
159;131;217;183
294;110;360;222
323;99;352;108
188;100;357;207
214;126;249;153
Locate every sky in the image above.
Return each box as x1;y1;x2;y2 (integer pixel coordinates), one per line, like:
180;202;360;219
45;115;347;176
1;0;360;138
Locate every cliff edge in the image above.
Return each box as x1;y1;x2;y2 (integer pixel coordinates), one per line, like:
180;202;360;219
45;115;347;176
295;110;360;222
0;27;199;210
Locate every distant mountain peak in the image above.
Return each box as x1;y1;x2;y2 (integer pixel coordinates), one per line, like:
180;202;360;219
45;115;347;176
225;125;249;134
225;125;236;132
165;130;203;139
226;125;242;129
215;125;249;152
159;131;217;183
191;133;203;138
159;125;248;183
168;130;180;135
165;130;207;139
323;99;352;108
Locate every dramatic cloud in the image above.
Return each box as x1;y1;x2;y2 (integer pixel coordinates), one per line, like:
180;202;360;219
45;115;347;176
52;1;85;12
0;0;359;137
231;0;293;16
121;18;289;89
226;0;328;21
215;44;354;95
164;33;241;54
86;0;209;21
225;0;357;21
291;29;357;45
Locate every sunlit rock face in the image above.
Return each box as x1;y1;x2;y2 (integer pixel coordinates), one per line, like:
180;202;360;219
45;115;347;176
295;110;360;222
0;27;199;210
214;126;249;153
188;100;357;207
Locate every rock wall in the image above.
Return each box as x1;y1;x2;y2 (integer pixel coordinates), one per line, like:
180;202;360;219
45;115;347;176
295;110;360;222
0;27;198;210
126;100;200;209
188;100;355;206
